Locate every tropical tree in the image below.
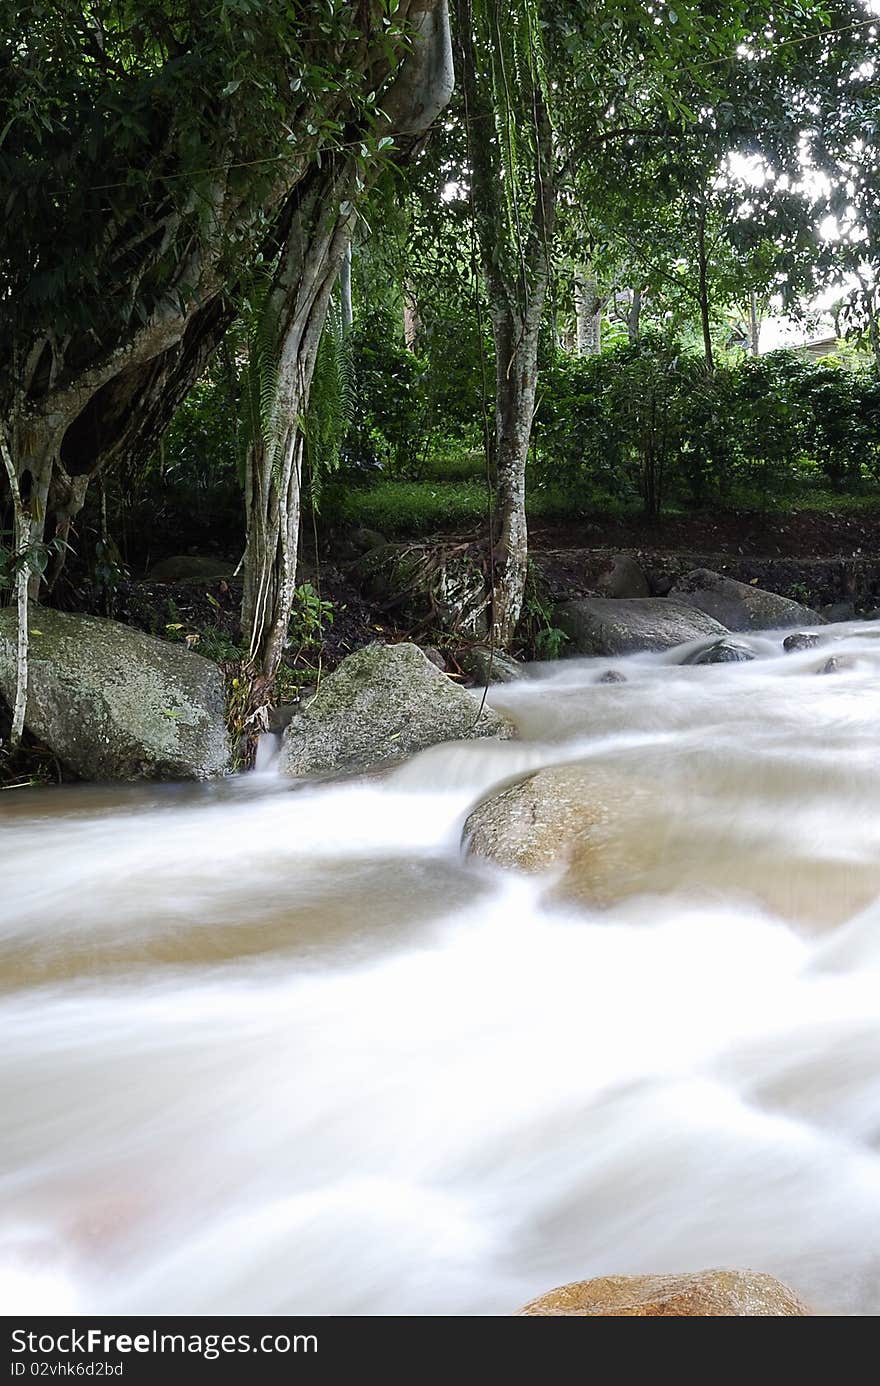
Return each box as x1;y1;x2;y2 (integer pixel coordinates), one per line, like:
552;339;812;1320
0;0;453;715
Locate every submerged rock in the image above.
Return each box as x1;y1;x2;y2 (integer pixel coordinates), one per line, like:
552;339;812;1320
555;596;727;656
670;568;823;631
682;639;755;665
517;1270;810;1317
279;642;514;778
0;605;230;780
783;632;822;653
819;656;851;675
597;669;626;684
457;645;523;685
463;762;657;905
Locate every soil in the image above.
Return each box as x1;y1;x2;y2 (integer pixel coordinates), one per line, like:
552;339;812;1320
526;506;880;561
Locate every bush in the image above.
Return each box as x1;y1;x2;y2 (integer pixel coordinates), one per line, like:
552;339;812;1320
534;338;880;514
345;307;429;475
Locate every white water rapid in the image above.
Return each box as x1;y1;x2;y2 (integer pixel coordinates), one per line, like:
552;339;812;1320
3;622;880;1315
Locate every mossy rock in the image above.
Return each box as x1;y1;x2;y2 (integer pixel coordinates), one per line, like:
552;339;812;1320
0;606;230;781
279;641;514;778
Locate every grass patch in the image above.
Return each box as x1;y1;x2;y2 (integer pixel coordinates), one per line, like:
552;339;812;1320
421;448;486;482
329;479;490;535
327;471;643;534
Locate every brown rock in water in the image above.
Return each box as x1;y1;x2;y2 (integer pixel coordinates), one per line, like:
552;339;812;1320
463;763;658;905
517;1270;810;1317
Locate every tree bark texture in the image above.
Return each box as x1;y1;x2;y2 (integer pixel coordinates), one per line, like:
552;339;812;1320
454;0;556;648
241;0;454;680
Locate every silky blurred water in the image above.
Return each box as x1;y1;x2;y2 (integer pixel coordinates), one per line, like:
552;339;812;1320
3;621;880;1315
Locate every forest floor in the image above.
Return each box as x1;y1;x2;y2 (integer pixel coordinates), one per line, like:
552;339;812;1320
525;504;880;560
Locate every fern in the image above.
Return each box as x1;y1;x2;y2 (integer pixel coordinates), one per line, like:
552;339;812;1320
235;267;285;484
303;294;354;508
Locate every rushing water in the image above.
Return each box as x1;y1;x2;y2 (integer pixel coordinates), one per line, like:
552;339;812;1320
4;623;880;1316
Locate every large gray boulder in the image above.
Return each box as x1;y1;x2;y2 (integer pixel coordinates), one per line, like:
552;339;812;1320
0;606;230;780
555;596;727;656
670;568;824;631
279;642;514;778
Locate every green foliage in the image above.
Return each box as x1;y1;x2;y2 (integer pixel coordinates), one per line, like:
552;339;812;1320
328;478;490;534
535;335;699;517
535;340;880;514
0;531;68;592
304;300;354;506
0;1;407;358
798;368;880;491
345;306;429;474
288;582;334;656
520;568;569;660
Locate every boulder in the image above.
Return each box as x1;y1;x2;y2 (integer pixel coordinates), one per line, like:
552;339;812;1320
148;554;235;582
0;606;230;780
421;645;447;671
350;543;488;638
457;645;524;685
463;762;657;905
670;568;823;631
349;527;387;555
594;553;650;600
279;642;514;778
820;600;856;623
783;632;822;653
681;638;755;665
555;596;727;656
517;1270;810;1317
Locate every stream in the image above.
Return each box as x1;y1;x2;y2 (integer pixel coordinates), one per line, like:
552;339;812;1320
3;622;880;1315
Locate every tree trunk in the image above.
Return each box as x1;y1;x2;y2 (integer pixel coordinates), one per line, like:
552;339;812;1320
339;243;353;333
627;286;643;342
749;289;760;357
403;283;421;350
241;0;454;683
490;307;542;645
696;206;714;372
240;167;352;681
454;0;556;648
574;269;603;355
0;429;29;749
